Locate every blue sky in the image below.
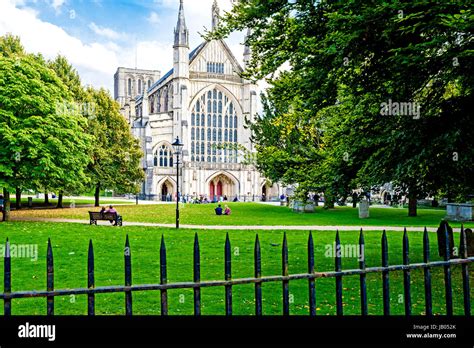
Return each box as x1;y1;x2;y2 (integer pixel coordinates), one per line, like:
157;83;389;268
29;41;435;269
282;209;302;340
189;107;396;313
0;0;246;93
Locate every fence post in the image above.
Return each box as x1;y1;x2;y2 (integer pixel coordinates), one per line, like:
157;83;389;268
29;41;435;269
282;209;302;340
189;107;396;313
193;233;201;316
88;240;95;316
308;232;316;316
124;235;132;316
443;225;453;316
403;228;411;316
335;230;343;316
4;239;11;316
359;229;368;316
160;235;168;316
225;233;232;316
282;233;289;316
459;225;471;316
423;228;432;316
382;230;390;316
254;234;262;316
47;238;54;316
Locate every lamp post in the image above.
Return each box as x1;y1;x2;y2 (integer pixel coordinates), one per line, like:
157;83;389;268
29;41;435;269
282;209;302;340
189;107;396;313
172;136;184;229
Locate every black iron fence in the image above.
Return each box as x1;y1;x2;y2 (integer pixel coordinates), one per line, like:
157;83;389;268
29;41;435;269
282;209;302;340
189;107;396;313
1;227;472;316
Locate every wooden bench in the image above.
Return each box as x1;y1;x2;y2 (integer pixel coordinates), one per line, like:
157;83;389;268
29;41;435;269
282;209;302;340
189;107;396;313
89;212;123;227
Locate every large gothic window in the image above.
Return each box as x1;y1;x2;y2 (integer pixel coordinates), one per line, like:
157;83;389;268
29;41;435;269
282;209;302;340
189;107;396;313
154;145;174;168
190;88;239;163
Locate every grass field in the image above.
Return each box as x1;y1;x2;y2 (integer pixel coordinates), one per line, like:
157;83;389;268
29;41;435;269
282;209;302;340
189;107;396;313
0;222;470;316
11;203;474;228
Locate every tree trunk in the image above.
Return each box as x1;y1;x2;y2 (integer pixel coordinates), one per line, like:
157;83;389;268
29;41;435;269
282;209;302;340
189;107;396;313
352;193;358;208
15;187;22;210
2;189;11;222
57;192;63;209
44;192;49;205
95;183;100;207
324;194;335;209
408;195;417;217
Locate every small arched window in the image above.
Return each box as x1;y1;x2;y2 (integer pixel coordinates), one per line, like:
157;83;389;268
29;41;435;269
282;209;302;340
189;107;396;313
154;145;173;168
128;78;132;96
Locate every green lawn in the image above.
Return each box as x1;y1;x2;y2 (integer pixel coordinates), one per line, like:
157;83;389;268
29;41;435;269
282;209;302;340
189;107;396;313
0;222;470;316
12;203;474;228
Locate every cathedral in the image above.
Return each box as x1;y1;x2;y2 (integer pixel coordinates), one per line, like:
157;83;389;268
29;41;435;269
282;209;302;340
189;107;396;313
114;0;282;202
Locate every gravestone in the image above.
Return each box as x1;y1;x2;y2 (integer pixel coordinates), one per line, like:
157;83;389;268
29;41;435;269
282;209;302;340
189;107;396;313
437;220;455;258
359;200;370;219
292;201;315;213
292;201;304;213
446;203;474;221
304;203;315;213
464;228;474;257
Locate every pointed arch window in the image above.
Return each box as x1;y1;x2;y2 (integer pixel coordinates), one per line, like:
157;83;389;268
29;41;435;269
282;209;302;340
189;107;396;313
190;88;240;163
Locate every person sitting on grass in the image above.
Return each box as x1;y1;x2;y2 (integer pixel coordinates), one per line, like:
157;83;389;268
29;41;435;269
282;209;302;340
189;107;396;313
215;204;223;216
224;205;231;216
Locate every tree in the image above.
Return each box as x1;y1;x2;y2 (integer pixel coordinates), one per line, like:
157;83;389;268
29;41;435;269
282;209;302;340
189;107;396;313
48;55;90;208
213;0;473;216
85;88;144;207
0;35;92;220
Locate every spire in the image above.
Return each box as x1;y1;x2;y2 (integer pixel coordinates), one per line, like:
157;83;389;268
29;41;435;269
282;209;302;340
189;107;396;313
243;28;252;67
212;0;220;29
174;0;189;48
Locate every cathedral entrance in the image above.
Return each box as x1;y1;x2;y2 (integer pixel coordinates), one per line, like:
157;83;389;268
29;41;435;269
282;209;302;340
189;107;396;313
160;180;174;202
208;173;237;202
261;183;279;202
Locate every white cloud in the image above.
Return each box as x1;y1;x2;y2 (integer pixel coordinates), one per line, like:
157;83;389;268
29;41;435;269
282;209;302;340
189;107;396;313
0;0;256;97
49;0;65;12
0;0;119;90
89;22;127;41
147;12;160;24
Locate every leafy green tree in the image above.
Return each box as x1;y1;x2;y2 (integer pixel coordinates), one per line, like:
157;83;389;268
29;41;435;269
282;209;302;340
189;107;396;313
48;55;90;207
85;88;144;207
0;35;91;220
213;0;473;216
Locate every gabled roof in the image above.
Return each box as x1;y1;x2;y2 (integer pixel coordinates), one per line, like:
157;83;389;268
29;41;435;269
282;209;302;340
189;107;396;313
144;42;206;97
136;39;244;103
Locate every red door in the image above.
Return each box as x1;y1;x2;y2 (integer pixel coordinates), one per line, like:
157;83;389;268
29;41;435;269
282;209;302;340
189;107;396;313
217;181;223;197
210;183;215;201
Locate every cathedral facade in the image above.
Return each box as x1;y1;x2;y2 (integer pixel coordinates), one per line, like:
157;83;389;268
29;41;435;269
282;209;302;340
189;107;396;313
114;0;282;201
